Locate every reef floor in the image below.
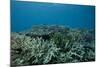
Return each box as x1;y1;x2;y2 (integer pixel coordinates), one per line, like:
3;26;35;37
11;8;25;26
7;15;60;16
11;25;95;66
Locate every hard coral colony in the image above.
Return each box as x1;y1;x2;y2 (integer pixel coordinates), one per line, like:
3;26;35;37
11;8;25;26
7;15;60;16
11;25;95;66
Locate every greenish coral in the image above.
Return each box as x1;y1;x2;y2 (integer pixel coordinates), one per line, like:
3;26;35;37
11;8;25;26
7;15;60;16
11;33;60;65
11;25;95;66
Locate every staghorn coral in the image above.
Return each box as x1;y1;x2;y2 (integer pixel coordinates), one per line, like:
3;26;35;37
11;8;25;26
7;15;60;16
11;25;95;66
11;32;60;66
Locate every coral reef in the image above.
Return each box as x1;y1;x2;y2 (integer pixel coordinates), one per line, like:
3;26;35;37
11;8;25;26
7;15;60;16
11;25;95;66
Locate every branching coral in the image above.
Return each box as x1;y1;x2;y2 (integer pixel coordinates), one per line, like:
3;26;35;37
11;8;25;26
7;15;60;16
11;25;95;66
11;33;60;65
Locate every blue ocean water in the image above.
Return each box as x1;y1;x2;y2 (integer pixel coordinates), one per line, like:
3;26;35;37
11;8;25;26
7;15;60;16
11;1;95;32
